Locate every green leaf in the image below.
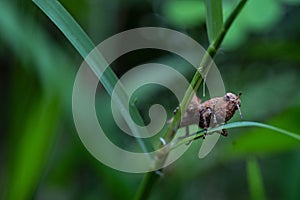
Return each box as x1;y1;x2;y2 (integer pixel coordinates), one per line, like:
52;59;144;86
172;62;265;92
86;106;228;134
172;121;300;150
32;0;111;90
7;96;60;200
32;0;153;153
220;121;300;141
221;105;300;160
205;0;223;43
247;157;266;200
0;0;73;99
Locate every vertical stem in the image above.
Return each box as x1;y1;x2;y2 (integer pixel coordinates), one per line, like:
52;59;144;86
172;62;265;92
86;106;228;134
134;0;248;199
134;171;161;200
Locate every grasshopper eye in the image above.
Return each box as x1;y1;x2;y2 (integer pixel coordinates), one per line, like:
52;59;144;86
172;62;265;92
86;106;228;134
224;94;230;101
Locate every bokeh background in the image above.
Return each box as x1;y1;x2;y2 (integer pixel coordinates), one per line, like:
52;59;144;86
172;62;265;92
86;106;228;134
1;0;300;199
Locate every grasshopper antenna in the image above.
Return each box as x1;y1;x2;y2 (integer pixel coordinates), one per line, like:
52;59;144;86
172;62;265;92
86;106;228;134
237;104;242;119
236;92;242;119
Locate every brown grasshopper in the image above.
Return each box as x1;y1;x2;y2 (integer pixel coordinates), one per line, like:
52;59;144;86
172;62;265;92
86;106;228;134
169;92;242;139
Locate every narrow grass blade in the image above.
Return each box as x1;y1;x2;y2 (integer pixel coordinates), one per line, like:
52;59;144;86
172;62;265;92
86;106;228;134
247;157;266;200
173;121;300;150
32;0;153;153
221;121;300;141
7;97;60;200
205;0;223;43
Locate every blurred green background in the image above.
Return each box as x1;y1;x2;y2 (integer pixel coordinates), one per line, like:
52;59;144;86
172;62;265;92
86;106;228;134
1;0;300;199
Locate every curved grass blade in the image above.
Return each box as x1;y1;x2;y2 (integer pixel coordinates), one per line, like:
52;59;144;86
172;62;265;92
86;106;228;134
205;0;223;43
172;121;300;149
32;0;153;153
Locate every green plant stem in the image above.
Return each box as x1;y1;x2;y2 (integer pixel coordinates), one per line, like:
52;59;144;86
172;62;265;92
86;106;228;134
163;0;248;142
172;121;300;150
134;170;162;200
135;0;248;199
135;118;300;199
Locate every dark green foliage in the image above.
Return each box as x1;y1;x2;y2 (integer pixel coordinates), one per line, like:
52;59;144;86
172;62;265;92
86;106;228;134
1;0;300;199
